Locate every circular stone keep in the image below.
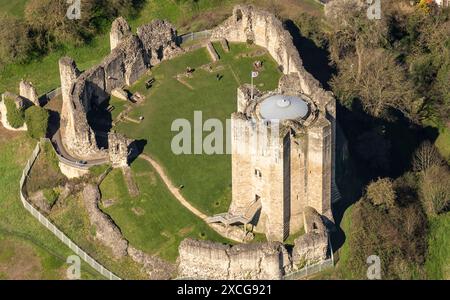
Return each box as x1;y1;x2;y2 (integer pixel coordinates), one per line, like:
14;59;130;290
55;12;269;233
259;95;309;121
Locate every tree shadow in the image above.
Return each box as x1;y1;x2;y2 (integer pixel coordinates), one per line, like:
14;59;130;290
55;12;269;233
283;19;336;89
280;17;440;256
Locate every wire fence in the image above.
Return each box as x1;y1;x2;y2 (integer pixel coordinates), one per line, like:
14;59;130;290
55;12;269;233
19;141;121;280
178;30;212;44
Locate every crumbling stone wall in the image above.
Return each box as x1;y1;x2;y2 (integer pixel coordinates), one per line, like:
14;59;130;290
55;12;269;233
82;184;129;258
179;207;329;279
137;19;181;65
178;239;290;279
210;5;335;109
108;132;133;168
110;16;131;51
59;17;180;160
293;207;329;266
19;80;40;106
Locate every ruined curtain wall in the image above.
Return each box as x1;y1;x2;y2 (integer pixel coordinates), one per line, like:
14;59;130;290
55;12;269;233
60;19;179;159
210;5;335;112
178;239;288;279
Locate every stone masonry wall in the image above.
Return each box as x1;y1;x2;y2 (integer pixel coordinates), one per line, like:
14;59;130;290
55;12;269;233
178;239;290;279
59;18;180;160
179;207;329;279
19;80;40;106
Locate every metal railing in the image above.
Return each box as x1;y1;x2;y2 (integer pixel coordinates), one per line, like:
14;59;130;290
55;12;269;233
178;30;212;44
283;258;334;280
19;141;121;280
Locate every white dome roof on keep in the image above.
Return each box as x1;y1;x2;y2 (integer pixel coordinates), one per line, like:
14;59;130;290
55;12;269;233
259;95;309;121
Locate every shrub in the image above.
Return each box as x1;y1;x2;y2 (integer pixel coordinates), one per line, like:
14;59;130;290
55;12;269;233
295;13;327;48
24;106;49;139
0;14;32;66
366;178;396;209
345;186;427;279
4;97;25;128
43;188;59;206
419;165;450;217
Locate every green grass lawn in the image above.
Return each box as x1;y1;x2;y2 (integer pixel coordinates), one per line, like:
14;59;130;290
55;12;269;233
49;191;147;279
425;213;450;279
99;158;230;262
0;0;28;17
0;132;102;279
115;42;281;215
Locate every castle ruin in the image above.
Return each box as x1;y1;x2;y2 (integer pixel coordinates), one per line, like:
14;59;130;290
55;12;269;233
58;18;181;160
207;5;336;242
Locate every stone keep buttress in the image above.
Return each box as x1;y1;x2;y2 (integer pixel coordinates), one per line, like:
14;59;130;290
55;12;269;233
209;5;336;242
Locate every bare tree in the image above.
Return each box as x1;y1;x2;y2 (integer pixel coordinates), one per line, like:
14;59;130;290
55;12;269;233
331;48;418;119
419;165;450;217
325;0;388;82
412;141;443;173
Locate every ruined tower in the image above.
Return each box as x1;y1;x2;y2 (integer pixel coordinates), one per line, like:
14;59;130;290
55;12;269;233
19;80;40;106
110;17;132;51
108;132;132;168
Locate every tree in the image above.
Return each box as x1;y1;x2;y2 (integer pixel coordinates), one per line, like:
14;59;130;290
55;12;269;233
0;14;32;66
366;178;396;208
325;0;388;80
419;164;450;217
331;48;419;119
412;141;443;173
24;106;49;139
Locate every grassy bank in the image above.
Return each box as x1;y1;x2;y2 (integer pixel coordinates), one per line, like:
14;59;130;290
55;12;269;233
100;159;230;262
0;129;102;279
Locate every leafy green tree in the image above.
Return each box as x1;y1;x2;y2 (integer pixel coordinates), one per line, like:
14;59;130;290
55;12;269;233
24;106;49;139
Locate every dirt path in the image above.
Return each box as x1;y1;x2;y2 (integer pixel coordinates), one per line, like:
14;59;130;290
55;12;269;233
140;155;208;220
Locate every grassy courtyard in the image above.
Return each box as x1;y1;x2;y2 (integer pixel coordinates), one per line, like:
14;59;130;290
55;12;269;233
115;42;282;216
99;158;230;262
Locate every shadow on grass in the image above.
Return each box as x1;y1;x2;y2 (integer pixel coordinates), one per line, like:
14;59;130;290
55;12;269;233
129;139;148;165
